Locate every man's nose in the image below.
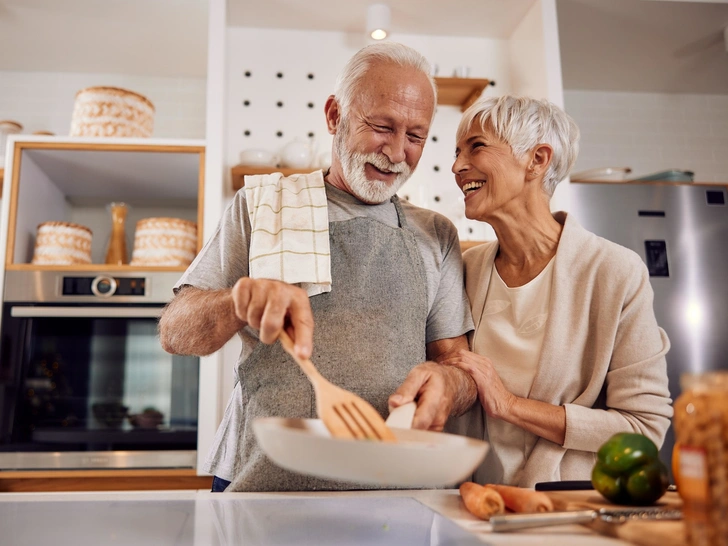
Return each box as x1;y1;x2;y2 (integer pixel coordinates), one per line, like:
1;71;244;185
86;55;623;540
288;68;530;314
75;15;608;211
383;133;407;164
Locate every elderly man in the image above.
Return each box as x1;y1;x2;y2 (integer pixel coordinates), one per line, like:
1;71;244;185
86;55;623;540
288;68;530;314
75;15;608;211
159;42;477;492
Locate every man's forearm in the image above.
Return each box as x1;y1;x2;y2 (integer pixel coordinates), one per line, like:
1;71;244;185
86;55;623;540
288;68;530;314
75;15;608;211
159;286;245;356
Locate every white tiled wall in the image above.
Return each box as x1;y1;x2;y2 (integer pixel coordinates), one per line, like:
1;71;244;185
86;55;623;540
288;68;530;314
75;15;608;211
0;71;207;139
564;90;728;183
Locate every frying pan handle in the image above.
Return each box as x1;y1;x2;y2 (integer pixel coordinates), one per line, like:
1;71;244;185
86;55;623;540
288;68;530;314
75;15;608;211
490;510;597;532
386;401;416;429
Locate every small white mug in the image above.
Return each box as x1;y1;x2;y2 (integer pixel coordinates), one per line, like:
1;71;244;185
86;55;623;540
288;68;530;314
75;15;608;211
453;65;471;78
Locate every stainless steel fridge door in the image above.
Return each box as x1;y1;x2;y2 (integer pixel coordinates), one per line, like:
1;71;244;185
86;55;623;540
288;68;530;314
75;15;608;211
568;181;728;470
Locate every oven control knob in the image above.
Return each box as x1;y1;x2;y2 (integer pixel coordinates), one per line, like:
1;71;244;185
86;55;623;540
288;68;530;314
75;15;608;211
91;276;118;298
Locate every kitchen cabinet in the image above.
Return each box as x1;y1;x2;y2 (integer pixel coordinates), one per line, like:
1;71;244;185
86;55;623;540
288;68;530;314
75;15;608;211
0;137;205;271
0;136;208;491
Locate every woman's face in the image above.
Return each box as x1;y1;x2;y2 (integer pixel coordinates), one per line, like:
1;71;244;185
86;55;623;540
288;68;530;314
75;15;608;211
452;124;530;222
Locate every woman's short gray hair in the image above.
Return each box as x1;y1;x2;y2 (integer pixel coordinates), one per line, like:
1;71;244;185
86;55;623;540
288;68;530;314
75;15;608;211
456;95;580;196
334;42;437;118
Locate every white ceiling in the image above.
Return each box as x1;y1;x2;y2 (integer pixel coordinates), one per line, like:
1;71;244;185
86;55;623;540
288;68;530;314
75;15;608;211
558;0;728;94
0;0;209;77
0;0;727;94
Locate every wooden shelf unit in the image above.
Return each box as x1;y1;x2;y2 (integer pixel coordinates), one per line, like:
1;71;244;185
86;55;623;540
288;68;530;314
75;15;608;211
434;77;492;111
3;139;205;268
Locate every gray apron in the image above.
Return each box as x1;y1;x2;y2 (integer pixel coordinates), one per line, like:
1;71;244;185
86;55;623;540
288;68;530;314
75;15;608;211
229;196;429;492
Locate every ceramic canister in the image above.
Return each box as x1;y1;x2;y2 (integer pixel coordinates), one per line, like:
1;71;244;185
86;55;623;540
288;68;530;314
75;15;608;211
70;86;155;138
130;217;197;267
32;221;93;265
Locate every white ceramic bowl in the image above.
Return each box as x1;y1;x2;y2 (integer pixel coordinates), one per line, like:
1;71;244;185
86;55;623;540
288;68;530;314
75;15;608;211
253;417;489;487
239;149;277;167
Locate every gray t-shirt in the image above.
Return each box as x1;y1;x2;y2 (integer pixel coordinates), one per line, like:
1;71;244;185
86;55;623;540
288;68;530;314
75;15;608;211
176;182;474;480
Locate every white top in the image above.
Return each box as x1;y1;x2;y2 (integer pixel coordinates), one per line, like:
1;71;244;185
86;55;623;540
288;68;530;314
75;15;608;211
472;258;554;485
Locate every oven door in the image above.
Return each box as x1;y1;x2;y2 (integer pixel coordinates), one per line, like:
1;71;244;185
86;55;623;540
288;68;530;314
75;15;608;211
0;303;198;469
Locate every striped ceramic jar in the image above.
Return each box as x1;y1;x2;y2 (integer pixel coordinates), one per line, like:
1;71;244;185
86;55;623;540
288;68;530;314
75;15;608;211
130;217;197;267
32;221;93;265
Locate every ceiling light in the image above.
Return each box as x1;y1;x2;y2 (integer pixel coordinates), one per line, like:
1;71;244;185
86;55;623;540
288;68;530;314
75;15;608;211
367;4;390;41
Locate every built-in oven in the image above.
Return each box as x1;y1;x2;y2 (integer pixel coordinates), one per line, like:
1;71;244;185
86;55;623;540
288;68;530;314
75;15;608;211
0;270;198;470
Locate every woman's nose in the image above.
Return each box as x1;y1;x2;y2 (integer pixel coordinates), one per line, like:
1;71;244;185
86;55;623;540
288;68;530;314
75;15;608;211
452;153;467;174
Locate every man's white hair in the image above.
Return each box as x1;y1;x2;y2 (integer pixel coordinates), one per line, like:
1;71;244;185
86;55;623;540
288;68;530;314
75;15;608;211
456;95;580;196
333;42;437;118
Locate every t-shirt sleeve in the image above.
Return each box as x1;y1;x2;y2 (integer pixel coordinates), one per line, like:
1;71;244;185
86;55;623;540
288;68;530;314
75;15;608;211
174;191;251;294
426;218;474;343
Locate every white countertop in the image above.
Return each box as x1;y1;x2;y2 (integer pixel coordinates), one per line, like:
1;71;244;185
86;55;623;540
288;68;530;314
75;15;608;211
0;488;629;545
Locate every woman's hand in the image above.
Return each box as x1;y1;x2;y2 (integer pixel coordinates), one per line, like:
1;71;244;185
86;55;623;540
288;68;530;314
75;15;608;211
439;350;517;420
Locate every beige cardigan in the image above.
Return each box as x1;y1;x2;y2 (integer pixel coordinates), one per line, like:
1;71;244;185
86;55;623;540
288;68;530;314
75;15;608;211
450;212;673;487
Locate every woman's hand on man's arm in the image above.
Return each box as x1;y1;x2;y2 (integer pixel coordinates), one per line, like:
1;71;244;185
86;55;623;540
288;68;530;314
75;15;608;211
440;350;567;446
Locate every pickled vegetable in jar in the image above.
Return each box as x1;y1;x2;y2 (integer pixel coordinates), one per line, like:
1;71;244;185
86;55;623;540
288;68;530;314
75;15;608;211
673;371;728;546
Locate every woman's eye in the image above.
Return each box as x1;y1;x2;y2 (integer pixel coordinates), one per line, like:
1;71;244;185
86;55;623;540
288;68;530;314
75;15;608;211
471;142;485;150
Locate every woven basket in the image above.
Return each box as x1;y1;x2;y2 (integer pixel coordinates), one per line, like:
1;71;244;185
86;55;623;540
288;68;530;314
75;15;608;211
70;86;155;138
32;221;93;265
130;217;197;267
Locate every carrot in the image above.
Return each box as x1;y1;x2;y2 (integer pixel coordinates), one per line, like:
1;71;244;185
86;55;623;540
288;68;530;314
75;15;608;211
484;484;554;513
459;482;505;520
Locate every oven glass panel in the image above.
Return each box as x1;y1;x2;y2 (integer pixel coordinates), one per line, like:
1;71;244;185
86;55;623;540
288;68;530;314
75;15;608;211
0;307;198;454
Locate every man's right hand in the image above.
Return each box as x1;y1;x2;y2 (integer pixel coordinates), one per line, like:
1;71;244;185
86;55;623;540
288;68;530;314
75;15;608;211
231;278;314;359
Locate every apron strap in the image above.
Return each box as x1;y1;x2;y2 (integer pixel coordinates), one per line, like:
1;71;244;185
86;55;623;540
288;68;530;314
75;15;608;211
391;195;409;229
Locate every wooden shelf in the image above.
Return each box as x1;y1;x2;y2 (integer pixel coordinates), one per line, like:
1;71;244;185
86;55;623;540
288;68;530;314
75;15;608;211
5;264;188;272
435;77;493;111
0;469;212;493
231;165;309;190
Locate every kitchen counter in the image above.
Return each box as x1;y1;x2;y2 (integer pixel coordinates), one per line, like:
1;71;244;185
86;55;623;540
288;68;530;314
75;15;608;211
0;488;630;545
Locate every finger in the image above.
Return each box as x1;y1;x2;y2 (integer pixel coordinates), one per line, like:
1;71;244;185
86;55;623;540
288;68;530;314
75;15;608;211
231;278;253;323
287;294;314;359
390;367;429;406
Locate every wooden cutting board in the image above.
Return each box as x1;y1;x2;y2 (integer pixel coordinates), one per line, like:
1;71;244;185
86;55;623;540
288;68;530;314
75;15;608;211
543;490;685;546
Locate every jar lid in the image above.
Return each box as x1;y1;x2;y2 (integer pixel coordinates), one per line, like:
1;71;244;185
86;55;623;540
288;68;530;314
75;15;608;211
0;120;23;130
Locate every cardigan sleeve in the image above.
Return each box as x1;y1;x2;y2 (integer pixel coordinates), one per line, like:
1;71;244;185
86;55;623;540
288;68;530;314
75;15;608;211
562;257;673;452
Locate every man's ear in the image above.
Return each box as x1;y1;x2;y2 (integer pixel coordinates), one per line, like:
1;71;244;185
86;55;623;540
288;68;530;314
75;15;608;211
527;143;553;180
324;95;341;135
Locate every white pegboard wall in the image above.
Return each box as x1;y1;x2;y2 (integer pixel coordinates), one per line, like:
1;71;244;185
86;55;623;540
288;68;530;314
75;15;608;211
225;28;509;241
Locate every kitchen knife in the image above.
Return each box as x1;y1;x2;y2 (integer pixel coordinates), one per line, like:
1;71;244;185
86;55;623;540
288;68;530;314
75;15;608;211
490;507;683;532
535;480;594;491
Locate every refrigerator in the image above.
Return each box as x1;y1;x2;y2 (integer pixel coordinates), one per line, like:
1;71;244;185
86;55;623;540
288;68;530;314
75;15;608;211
567;180;728;471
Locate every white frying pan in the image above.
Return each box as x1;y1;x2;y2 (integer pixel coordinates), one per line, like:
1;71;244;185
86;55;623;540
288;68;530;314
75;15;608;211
253;403;489;487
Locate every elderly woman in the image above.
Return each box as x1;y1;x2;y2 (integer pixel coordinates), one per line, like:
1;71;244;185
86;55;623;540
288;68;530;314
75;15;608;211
442;95;673;487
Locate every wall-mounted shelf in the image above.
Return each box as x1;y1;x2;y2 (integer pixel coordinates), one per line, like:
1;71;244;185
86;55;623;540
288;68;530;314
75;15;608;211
231;165;308;191
434;77;493;112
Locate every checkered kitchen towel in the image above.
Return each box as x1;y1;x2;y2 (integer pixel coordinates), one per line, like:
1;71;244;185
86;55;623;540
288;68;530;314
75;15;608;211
244;170;331;297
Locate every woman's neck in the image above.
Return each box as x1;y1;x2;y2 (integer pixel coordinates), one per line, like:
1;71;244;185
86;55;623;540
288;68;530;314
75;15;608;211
489;202;563;288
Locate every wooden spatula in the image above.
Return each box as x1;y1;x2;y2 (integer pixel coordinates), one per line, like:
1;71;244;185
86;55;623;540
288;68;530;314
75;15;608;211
278;330;396;442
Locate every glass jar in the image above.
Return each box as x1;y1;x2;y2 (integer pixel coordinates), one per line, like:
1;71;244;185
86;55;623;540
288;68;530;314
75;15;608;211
673;371;728;546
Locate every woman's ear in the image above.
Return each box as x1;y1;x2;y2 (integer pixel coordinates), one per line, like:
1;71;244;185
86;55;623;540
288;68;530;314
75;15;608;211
527;143;553;180
324;96;340;135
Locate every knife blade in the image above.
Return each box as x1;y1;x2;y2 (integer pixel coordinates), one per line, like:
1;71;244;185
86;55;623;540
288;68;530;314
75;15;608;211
490;507;683;532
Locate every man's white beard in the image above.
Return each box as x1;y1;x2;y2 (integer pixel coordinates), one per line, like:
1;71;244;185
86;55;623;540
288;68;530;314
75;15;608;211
335;128;413;204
